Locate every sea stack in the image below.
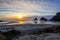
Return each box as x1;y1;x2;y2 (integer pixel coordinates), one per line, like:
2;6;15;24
40;17;47;21
33;17;38;24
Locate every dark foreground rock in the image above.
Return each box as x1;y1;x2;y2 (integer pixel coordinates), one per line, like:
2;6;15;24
21;25;60;35
1;30;21;40
50;12;60;21
40;25;60;33
0;33;6;40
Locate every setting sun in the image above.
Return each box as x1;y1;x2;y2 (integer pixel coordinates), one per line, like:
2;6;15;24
17;15;23;18
16;15;26;19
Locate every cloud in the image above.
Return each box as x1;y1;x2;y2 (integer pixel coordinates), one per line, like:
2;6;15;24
0;0;60;17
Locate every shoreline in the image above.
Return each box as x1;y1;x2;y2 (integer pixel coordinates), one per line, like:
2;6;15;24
0;24;60;32
0;23;60;26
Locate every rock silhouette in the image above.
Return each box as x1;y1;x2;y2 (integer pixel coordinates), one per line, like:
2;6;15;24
50;12;60;21
33;17;38;24
40;17;47;21
1;29;21;40
0;33;6;40
0;20;3;22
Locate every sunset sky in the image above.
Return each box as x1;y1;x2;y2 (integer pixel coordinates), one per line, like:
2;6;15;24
0;0;60;19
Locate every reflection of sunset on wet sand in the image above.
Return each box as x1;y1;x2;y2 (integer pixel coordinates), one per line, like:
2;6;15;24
18;21;24;24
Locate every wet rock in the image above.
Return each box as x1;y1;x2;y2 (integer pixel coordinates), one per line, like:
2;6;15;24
1;29;21;40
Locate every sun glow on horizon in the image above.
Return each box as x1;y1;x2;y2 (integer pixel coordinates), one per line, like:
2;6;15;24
17;15;23;18
15;14;27;19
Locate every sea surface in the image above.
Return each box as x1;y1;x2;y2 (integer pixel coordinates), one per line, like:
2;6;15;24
0;21;60;40
0;20;60;25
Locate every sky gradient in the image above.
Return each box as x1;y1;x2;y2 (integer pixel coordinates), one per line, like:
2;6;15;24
0;0;60;19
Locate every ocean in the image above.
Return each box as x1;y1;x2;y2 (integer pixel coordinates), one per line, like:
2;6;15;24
0;21;60;40
0;20;60;25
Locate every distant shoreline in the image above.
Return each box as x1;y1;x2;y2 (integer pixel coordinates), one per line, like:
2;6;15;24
0;24;60;26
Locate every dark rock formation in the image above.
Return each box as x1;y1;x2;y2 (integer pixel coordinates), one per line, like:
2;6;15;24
0;33;6;40
40;17;47;21
1;29;21;40
33;17;38;24
0;20;3;22
38;25;60;33
50;12;60;21
33;17;37;21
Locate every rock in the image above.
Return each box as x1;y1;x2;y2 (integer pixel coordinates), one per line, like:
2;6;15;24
0;33;6;40
50;12;60;21
33;17;38;24
40;17;47;21
0;20;3;22
33;17;37;21
1;29;21;40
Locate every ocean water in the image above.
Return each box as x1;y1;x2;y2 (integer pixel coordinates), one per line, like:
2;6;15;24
0;21;60;40
0;20;60;32
0;20;60;25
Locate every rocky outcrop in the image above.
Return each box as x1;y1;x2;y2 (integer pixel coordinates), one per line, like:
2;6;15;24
0;20;3;22
0;33;6;40
40;17;47;21
50;12;60;21
33;17;37;21
33;17;38;24
1;29;21;40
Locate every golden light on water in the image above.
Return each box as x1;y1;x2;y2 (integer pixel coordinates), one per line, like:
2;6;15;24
18;21;24;24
